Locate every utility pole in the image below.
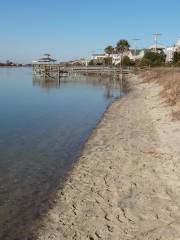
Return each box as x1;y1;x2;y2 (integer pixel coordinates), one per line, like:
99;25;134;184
132;38;140;55
153;33;161;52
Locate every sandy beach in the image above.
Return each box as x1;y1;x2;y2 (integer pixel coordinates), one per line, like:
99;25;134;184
37;74;180;240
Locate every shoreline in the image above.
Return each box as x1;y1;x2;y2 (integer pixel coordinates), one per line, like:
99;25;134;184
37;73;180;239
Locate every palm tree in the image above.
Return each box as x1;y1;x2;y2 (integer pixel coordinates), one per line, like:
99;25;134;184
104;45;114;55
116;40;130;54
104;45;114;66
116;40;130;71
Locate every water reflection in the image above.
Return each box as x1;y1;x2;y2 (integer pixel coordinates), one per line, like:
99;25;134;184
32;73;124;100
33;75;61;89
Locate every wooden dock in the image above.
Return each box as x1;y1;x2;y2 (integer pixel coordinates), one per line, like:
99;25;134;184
32;64;132;79
32;64;69;78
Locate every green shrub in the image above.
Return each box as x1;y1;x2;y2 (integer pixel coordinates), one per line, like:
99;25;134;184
122;56;135;66
140;51;166;67
104;57;112;66
88;59;95;66
173;51;180;64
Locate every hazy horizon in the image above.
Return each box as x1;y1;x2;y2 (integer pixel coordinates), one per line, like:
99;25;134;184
1;0;180;63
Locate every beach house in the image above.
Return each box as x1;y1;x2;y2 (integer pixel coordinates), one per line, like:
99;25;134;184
166;39;180;62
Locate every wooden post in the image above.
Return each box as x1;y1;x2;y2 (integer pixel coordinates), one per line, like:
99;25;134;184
58;65;60;79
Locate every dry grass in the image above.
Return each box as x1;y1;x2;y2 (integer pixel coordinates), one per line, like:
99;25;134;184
139;67;180;120
172;110;180;121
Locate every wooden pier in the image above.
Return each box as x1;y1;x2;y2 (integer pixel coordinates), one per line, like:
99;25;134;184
32;64;132;78
32;64;69;78
66;66;132;77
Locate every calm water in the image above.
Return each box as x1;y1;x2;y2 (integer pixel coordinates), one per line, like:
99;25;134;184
0;68;123;239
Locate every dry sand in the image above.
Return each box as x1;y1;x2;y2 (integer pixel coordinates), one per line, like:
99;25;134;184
37;74;180;240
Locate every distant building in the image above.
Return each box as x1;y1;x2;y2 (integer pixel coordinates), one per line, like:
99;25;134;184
90;53;107;65
90;50;147;66
111;54;121;65
91;53;106;60
166;46;176;62
166;39;180;62
91;53;125;65
128;49;148;61
33;54;56;64
110;49;147;65
149;44;166;54
67;58;89;66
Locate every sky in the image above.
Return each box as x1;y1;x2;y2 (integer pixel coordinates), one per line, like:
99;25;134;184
0;0;180;63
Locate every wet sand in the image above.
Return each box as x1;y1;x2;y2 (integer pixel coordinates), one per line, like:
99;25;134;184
37;74;180;240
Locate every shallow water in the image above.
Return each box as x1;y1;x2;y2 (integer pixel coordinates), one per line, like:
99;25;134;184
0;68;123;239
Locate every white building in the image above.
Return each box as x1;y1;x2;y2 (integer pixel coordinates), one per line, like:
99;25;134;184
166;46;176;62
166;39;180;62
68;58;89;66
111;54;121;65
91;53;107;60
128;49;147;61
111;49;147;65
149;44;166;54
90;53;107;65
91;54;107;61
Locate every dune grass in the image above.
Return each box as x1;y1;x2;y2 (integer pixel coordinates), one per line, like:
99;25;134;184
139;67;180;120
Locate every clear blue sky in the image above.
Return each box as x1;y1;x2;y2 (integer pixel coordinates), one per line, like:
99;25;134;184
0;0;180;63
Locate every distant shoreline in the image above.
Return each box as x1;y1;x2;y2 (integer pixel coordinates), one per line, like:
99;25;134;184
0;65;32;67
